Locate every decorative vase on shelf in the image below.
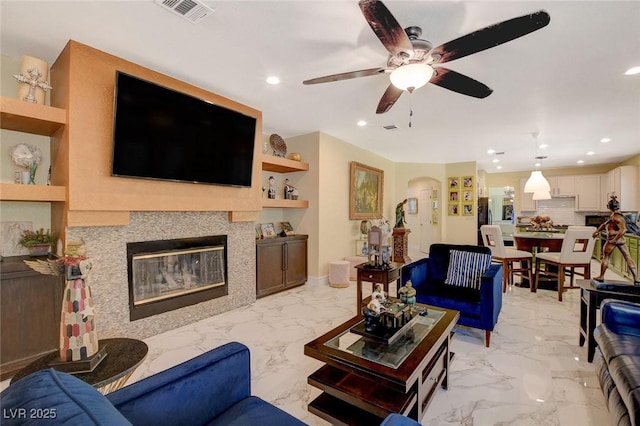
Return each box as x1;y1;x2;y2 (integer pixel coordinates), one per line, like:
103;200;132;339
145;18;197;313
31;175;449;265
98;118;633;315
28;162;37;184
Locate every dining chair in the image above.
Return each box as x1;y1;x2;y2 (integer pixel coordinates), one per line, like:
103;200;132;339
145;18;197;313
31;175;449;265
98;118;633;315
480;225;533;292
534;226;597;301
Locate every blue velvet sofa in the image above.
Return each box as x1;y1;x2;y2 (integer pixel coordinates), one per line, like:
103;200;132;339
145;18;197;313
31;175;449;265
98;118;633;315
593;299;640;425
400;244;503;347
0;342;305;425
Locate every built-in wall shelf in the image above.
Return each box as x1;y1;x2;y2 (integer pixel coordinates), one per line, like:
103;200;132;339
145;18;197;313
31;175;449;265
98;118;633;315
262;155;309;173
0;96;66;136
261;198;309;209
0;183;66;202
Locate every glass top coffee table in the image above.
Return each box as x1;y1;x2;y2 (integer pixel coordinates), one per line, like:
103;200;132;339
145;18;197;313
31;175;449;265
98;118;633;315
304;303;459;425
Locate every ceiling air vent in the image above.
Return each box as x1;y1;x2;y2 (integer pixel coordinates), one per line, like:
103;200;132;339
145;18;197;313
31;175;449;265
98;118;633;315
155;0;214;24
383;125;398;131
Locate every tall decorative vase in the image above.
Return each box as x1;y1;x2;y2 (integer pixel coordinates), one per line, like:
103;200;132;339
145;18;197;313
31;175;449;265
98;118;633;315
60;260;98;362
28;162;37;184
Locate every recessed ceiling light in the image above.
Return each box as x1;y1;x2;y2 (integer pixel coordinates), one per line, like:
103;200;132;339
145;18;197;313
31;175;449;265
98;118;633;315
534;162;541;167
539;144;548;149
357;120;367;127
577;160;585;164
496;165;503;170
586;151;595;156
487;149;495;154
266;76;280;85
600;137;611;143
624;66;640;75
492;159;499;163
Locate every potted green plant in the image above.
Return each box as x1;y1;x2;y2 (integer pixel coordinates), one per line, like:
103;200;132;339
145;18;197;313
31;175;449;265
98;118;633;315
19;228;54;256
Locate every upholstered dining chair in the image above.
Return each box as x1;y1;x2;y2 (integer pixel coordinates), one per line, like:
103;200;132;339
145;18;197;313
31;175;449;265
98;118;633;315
533;226;597;301
480;225;533;293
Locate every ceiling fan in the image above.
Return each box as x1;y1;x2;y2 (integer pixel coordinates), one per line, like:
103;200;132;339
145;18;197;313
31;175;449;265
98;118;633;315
303;0;550;114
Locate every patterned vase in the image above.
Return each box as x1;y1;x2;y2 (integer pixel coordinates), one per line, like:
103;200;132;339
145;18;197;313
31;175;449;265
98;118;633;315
60;261;98;362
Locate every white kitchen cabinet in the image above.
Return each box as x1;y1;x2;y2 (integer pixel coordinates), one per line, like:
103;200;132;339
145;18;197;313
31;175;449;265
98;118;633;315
603;166;638;211
575;175;602;211
519;177;537;211
548;176;575;197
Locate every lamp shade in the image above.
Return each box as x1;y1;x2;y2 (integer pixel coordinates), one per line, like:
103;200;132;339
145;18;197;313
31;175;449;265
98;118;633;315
532;191;551;200
523;170;551;193
390;64;434;92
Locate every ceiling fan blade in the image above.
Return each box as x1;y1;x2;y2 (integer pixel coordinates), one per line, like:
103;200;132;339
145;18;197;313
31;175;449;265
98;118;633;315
359;0;414;58
376;84;404;114
303;67;386;85
430;10;550;64
430;67;493;98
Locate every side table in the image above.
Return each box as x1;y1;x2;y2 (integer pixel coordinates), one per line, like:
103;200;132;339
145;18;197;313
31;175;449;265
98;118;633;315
11;338;148;394
578;279;640;362
355;262;402;312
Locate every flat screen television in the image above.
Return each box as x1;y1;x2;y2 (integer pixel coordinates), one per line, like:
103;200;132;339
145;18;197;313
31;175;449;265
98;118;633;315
112;71;256;187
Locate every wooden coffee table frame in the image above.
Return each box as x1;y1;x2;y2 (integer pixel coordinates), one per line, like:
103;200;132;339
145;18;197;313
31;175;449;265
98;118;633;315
304;305;459;425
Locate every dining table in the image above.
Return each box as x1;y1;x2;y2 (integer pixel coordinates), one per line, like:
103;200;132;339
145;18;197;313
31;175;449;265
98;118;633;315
512;231;565;290
513;231;565;253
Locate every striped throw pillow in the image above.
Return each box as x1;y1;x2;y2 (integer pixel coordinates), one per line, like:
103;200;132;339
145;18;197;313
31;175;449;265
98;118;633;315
444;250;492;290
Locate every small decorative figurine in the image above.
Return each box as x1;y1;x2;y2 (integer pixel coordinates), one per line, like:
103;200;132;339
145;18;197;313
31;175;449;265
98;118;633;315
395;199;407;228
399;280;417;306
284;178;295;199
267;176;276;199
371;283;387;303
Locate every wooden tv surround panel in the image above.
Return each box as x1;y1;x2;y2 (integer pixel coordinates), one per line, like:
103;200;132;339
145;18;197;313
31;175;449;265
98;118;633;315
47;40;264;236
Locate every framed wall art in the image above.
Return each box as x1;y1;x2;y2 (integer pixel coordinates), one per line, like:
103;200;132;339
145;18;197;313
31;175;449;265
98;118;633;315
280;221;294;235
260;223;276;238
407;197;418;214
350;162;384;220
448;204;460;216
462;176;474;189
462;204;474;216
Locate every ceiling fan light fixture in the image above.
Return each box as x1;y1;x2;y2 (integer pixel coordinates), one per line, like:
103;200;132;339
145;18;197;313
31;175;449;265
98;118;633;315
524;170;551;193
390;64;434;92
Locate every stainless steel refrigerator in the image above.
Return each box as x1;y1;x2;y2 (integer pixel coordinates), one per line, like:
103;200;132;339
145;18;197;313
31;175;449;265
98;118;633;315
477;197;490;245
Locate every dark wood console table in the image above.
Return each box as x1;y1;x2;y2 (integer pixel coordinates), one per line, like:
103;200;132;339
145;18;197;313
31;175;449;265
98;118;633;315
355;262;403;312
578;279;640;362
11;338;148;394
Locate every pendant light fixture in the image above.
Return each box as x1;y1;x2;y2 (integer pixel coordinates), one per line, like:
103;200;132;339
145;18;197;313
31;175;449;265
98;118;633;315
523;132;551;197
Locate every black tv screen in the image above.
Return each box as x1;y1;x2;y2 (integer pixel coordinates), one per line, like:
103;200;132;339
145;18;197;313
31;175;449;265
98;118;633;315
112;72;256;187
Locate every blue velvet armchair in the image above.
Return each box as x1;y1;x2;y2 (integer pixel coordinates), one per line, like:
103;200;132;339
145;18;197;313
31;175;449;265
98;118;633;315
0;342;305;426
400;244;503;347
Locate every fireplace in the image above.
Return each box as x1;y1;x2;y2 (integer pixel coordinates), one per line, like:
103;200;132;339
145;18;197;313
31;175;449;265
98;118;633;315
127;235;228;321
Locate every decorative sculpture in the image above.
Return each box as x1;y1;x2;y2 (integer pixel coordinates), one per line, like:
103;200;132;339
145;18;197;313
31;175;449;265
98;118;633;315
13;57;52;104
24;240;101;363
399;280;417;306
267;176;276;199
394;199;407;228
593;195;639;284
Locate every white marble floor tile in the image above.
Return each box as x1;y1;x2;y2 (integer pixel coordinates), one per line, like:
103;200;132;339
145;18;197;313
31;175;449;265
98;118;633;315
2;259;628;425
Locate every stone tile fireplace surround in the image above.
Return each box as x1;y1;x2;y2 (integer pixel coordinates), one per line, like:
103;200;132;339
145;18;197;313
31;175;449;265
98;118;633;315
65;211;256;340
